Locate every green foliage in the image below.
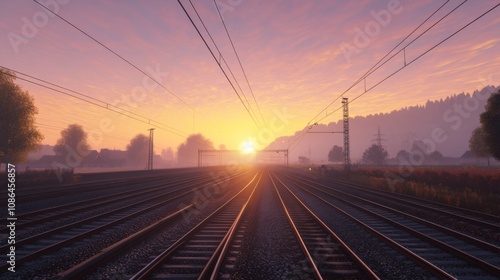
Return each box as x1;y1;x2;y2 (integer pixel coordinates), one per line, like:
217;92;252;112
0;69;43;163
480;90;500;160
328;145;343;162
362;144;388;165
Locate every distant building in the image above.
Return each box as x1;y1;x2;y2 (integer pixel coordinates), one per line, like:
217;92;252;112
96;149;127;167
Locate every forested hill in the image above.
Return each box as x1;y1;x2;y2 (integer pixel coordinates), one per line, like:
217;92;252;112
270;85;499;163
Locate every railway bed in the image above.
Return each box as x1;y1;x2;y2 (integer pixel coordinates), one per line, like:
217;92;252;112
1;166;498;279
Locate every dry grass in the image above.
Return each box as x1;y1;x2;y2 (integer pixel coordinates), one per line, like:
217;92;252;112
325;166;500;215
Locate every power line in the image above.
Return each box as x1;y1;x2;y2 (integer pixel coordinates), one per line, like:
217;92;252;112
4;67;188;136
213;0;267;127
35;122;134;143
32;0;193;110
308;0;453;126
186;0;264;129
315;1;499;124
177;0;262;130
186;0;258;125
290;1;497;150
2;67;190;138
356;0;468;90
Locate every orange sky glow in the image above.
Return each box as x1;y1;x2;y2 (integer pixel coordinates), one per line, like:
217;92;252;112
1;0;499;154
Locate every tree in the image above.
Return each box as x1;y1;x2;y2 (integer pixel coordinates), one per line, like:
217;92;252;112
362;144;388;165
161;147;175;161
0;68;43;167
177;134;214;165
469;127;491;165
127;134;149;167
411;140;430;154
429;151;444;162
54;124;91;167
396;150;410;161
480;90;500;160
328;145;343;162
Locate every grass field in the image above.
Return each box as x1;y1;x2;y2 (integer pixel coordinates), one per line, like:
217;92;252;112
323;165;500;215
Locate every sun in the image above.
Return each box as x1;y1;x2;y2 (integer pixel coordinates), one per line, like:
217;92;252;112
241;140;256;154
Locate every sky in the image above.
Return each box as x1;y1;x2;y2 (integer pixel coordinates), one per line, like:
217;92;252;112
1;0;499;155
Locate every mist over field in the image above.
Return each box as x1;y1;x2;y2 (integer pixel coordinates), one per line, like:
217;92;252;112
270;85;499;163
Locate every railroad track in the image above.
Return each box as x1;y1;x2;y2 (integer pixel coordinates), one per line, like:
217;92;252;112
269;171;379;279
4;166;497;279
3;172;188;204
0;168;251;279
283;172;500;279
0;172;210;237
128;170;262;279
306;169;500;233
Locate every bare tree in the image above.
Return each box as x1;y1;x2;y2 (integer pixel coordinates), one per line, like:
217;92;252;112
0;68;43;168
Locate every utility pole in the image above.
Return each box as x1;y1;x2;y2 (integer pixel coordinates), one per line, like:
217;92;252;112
147;128;155;170
372;126;387;148
342;98;350;173
306;99;349;173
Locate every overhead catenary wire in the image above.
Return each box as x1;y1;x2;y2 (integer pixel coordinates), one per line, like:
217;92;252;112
290;0;496;151
177;0;262;130
35;122;134;143
31;0;230;134
32;0;192;110
291;1;456;150
1;67;190;138
185;0;264;130
186;0;259;127
3;66;188;136
307;0;454;126
213;0;267;128
313;1;499;126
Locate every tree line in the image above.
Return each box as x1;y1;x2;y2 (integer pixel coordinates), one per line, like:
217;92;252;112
325;89;500;165
1;68;500;169
0;69;216;170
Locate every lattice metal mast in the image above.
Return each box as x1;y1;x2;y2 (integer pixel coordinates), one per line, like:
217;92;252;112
342;98;350;172
372;126;387;148
147;128;155;170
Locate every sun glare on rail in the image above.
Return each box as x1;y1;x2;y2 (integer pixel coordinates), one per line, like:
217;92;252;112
241;140;256;154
